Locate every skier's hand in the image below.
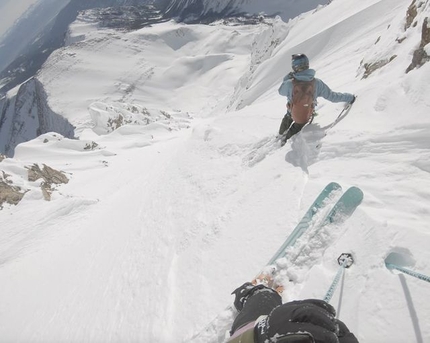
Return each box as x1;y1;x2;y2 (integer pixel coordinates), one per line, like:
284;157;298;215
336;319;359;343
231;282;269;312
255;299;339;343
231;282;255;311
349;95;356;104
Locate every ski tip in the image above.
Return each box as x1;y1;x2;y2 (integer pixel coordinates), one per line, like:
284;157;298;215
327;182;342;190
344;186;364;204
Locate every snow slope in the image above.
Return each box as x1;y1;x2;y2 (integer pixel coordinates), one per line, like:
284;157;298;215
1;0;430;342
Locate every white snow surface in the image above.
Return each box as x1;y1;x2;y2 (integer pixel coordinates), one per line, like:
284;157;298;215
1;0;430;342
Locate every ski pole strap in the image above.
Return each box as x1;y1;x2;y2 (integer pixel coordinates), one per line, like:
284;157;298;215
386;263;430;283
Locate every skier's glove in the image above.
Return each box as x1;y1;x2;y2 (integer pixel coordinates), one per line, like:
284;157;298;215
336;319;359;343
349;95;356;104
255;299;339;343
231;282;266;312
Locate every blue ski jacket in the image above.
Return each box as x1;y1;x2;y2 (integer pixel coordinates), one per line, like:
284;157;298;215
278;69;354;104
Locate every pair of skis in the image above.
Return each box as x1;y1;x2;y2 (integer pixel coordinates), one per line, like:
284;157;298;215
267;182;363;265
187;183;363;343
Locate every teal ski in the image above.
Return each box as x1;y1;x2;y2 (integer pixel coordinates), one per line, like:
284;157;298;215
267;182;341;265
322;186;364;225
291;186;364;262
187;184;363;343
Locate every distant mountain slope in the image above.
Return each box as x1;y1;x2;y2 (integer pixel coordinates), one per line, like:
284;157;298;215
0;0;327;94
163;0;328;22
0;0;159;94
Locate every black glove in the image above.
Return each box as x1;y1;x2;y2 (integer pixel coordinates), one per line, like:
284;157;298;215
231;282;266;312
255;299;339;343
337;319;359;343
349;95;356;104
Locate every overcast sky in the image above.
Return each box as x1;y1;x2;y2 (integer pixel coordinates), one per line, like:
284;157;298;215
0;0;39;39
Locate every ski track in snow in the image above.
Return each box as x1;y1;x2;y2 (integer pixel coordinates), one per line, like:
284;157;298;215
1;0;430;342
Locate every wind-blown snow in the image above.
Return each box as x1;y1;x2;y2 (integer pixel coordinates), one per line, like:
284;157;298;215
1;0;430;342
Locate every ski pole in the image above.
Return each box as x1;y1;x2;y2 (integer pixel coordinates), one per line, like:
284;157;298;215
323;253;354;303
325;102;352;132
385;263;430;283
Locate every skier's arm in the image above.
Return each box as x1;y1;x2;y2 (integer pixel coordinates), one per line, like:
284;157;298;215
278;76;293;100
315;79;354;103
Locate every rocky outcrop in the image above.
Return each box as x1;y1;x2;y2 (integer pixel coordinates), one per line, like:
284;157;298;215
360;0;429;78
405;0;419;30
0;78;75;157
27;164;69;201
0;171;26;208
0;161;69;208
406;16;430;72
362;55;397;79
80;5;167;31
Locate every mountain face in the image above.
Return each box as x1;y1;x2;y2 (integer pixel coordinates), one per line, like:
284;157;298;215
0;0;327;95
0;79;75;156
0;0;70;79
162;0;328;23
0;0;328;157
0;0;167;156
0;0;159;95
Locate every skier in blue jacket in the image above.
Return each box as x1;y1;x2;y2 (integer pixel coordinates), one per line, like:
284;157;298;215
278;54;355;144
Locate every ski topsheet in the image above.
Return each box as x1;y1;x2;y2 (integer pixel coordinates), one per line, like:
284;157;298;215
323;186;364;225
267;182;341;265
288;186;364;265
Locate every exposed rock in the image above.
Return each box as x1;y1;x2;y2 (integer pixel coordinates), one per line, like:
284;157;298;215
84;141;99;150
107;115;124;131
28;164;69;184
0;172;26;208
361;1;429;77
362;55;397;79
0;154;6;163
84;5;167;31
405;0;419;30
27;164;69;201
406;16;430;72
